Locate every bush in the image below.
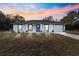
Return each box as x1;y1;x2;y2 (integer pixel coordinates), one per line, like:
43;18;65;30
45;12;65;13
65;23;73;30
73;21;79;30
65;21;79;30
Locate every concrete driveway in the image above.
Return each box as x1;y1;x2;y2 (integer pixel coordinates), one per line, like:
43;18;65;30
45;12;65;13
55;32;79;40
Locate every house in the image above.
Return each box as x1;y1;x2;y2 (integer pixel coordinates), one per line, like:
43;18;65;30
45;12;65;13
13;20;65;33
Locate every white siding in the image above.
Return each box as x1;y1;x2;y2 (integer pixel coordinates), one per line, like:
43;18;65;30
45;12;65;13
25;24;28;32
41;24;54;32
40;24;42;32
13;25;27;33
13;24;65;33
49;24;54;32
18;25;23;33
22;25;26;32
13;25;18;32
32;24;36;32
42;24;45;32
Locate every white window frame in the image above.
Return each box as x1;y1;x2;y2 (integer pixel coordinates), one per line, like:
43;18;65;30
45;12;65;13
28;24;33;31
18;25;22;32
44;24;49;32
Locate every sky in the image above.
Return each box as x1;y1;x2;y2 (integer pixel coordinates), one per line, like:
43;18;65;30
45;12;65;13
0;3;79;21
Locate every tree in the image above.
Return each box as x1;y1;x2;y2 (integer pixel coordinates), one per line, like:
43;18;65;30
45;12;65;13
0;11;5;22
5;14;14;30
61;11;78;24
14;15;25;24
67;11;77;17
47;16;53;21
73;21;79;30
0;11;6;30
61;11;79;30
43;16;54;21
0;11;25;31
61;16;75;24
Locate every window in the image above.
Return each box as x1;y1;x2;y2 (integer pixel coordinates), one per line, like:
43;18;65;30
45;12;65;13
45;25;49;32
18;25;22;31
37;24;40;27
28;25;33;31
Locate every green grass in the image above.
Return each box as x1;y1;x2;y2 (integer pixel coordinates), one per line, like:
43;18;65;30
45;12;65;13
66;31;79;35
0;32;79;56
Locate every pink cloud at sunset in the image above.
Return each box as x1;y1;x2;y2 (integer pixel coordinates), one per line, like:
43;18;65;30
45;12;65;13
0;3;79;21
18;4;79;21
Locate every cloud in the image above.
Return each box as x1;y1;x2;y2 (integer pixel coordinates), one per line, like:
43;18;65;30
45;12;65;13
0;3;79;21
19;4;79;20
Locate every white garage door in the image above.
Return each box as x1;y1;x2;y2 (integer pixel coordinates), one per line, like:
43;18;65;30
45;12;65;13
54;25;64;32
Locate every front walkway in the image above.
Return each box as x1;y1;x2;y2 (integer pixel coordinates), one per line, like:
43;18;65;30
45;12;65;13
55;32;79;40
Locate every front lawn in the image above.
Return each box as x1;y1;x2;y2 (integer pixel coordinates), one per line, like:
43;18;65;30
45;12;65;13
0;32;79;56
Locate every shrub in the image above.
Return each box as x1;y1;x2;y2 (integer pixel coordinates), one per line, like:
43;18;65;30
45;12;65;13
73;21;79;30
65;21;79;30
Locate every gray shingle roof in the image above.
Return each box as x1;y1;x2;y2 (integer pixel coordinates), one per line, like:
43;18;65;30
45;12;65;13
13;20;64;25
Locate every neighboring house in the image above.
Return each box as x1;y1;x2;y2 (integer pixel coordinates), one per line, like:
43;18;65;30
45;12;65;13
13;20;65;33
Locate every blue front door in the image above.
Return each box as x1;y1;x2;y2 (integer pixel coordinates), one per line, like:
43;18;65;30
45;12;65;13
36;24;40;32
